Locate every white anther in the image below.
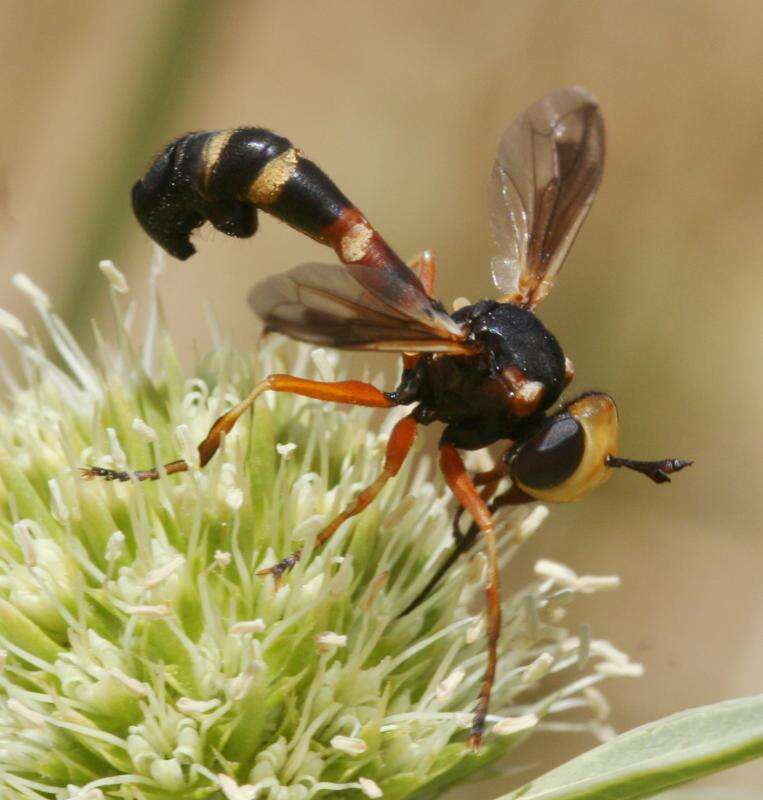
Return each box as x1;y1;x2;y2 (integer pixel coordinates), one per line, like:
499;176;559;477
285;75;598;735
98;260;129;293
576;574;621;593
465;615;485;644
177;696;221;714
436;667;465;705
315;631;347;651
48;478;70;523
591;721;618;742
13;521;36;566
519;505;549;540
8;698;45;727
105;531;126;562
589;640;630;666
330;735;367;755
230;619;266;636
276;442;297;460
534;558;577;586
226;488;244;510
228;671;254;702
359;777;383;798
144;555;185;588
214;550;232;568
595;661;644;678
108;668;149;697
175;424;200;469
125;604;173;619
132;417;157;442
220;462;237;486
12;273;51;309
66;787;105;800
493;713;539;735
0;308;27;338
522;652;554;683
218;774;257;800
583;686;611;720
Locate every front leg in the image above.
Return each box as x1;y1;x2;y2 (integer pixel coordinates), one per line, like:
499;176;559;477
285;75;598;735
82;375;394;482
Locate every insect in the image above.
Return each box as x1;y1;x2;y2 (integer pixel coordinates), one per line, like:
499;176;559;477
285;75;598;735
84;87;691;749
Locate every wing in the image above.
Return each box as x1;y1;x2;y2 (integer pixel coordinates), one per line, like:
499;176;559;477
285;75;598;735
488;87;605;307
249;262;473;353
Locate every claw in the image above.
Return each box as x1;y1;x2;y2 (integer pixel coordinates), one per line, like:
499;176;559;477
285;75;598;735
467;703;488;752
256;551;301;587
80;466;131;482
468;726;484;752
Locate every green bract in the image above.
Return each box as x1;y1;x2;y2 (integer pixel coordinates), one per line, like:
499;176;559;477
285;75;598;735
0;258;635;800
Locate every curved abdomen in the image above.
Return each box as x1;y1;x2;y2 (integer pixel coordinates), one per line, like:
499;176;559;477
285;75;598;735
131;127;411;284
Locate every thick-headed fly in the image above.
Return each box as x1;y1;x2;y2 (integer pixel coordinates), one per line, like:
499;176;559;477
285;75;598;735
84;87;691;749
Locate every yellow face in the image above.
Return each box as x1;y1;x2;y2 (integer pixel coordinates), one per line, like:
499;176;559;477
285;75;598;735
512;393;619;503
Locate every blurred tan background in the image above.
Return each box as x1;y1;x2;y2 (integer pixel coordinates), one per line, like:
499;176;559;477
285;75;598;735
1;0;762;795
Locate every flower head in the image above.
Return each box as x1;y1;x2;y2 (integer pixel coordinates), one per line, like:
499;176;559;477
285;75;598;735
0;258;637;799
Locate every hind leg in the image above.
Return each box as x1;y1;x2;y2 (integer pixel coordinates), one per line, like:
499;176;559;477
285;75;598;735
439;443;503;751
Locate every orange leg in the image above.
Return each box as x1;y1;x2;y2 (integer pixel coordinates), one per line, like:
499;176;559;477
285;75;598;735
452;462;506;545
258;414;418;580
402;251;437;371
399;463;501;618
439;443;501;751
82;375;393;482
407;250;437;297
401;482;530;619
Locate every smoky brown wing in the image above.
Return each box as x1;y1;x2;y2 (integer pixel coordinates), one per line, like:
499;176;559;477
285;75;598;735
344;260;464;341
249;262;472;353
488;87;605;307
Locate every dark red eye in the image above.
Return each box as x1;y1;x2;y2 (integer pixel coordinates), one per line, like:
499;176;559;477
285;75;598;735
509;413;585;490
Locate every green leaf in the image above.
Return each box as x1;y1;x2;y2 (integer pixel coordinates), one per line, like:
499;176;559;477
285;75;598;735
497;694;763;800
654;789;763;799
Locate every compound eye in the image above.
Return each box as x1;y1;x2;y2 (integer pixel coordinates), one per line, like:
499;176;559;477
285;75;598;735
510;392;619;503
510;414;585;491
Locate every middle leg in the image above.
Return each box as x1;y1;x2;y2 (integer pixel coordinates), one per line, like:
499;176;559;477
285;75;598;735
258;413;418;581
